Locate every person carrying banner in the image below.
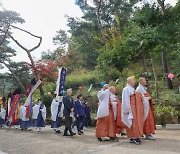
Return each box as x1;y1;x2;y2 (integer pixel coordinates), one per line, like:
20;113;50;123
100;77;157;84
19;104;31;131
51;95;64;134
6;88;21;127
25;78;38;127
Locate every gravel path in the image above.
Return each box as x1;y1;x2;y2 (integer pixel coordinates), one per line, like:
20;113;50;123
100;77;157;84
0;126;180;154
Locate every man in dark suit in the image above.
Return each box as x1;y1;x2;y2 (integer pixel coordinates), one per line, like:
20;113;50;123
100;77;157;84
84;102;91;128
63;88;76;136
74;94;85;135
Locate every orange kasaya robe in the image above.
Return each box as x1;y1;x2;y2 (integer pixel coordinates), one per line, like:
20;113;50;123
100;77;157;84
116;98;125;134
143;93;156;135
96;104;116;138
125;92;144;138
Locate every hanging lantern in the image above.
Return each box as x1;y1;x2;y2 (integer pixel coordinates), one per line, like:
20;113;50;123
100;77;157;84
78;86;83;91
168;73;174;80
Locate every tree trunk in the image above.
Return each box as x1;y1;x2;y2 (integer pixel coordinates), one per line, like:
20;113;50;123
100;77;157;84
151;54;159;97
157;0;173;89
3;62;28;96
38;84;44;97
97;0;108;50
3;79;5;96
7;25;44;97
162;51;173;89
142;51;147;71
142;51;151;94
157;0;165;15
26;51;44;96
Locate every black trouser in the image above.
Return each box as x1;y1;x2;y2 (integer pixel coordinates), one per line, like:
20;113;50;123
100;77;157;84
64;114;73;134
77;116;85;132
72;117;77;128
85;117;91;127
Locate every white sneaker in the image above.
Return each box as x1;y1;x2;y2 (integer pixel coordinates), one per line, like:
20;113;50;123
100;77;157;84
36;128;40;132
27;128;31;131
145;135;156;140
4;125;8;128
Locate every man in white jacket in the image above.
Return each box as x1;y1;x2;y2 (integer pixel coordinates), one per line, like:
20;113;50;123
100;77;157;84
32;99;46;132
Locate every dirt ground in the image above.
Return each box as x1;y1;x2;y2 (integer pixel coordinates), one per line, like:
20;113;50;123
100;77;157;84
0;126;180;154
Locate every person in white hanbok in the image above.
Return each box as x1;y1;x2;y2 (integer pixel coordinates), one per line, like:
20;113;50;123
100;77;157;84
0;105;6;127
51;95;64;134
19;105;31;131
32;99;46;132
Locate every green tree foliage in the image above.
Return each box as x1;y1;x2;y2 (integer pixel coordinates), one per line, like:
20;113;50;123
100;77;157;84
0;45;16;64
52;0;180;83
8;62;32;88
53;0;145;70
53;29;69;48
0;10;25;45
0;9;28;94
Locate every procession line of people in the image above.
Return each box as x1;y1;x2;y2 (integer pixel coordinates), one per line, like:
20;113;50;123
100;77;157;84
0;77;155;145
0;89;91;137
96;77;156;145
0;98;46;132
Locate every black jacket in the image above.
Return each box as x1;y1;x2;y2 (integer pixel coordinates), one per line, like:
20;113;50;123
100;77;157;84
63;96;74;115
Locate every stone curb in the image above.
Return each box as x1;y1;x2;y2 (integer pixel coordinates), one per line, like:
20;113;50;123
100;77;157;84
165;124;180;130
156;125;163;130
155;124;180;130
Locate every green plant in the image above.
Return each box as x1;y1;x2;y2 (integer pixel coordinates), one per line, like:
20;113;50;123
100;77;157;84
154;105;179;125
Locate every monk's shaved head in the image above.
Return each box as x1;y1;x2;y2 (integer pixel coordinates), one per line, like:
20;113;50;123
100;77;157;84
110;86;116;94
127;77;135;87
139;77;147;86
127;77;132;82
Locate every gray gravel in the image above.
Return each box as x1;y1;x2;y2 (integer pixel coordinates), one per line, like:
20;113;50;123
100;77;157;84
0;126;180;154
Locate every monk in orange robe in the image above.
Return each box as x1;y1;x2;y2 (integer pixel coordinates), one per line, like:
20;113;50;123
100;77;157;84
116;97;125;135
136;77;156;140
96;85;118;142
122;77;144;145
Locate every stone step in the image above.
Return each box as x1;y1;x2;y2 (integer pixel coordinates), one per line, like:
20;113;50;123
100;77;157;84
166;124;180;130
156;125;163;130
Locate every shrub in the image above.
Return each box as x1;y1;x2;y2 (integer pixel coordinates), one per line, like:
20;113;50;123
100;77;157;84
154;105;179;126
65;69;99;89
